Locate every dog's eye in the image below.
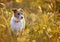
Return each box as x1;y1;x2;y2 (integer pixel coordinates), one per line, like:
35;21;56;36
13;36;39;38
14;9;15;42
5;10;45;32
18;13;20;15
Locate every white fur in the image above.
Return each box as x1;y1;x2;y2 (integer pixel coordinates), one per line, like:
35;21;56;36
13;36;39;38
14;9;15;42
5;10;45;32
10;15;25;33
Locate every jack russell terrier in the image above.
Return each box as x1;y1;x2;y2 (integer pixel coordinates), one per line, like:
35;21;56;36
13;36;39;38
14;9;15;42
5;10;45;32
10;8;25;34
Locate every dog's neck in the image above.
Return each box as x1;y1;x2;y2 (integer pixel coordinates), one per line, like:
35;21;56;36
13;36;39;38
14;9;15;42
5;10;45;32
14;20;20;23
12;16;20;23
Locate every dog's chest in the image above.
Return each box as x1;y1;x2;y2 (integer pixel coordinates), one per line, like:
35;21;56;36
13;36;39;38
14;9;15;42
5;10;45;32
10;16;25;32
11;21;24;28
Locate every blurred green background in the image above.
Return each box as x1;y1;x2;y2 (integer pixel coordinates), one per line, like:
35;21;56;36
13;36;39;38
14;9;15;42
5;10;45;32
0;0;60;42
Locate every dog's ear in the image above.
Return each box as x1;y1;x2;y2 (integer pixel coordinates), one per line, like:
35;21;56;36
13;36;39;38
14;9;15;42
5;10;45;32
12;9;17;13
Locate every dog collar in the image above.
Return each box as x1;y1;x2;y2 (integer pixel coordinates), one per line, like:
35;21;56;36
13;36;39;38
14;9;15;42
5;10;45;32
14;20;20;23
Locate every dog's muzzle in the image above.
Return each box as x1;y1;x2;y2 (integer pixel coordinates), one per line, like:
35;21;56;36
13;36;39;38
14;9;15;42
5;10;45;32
21;17;23;19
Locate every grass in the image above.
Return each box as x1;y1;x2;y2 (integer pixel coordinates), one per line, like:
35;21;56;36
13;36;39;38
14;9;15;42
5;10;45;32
0;8;60;42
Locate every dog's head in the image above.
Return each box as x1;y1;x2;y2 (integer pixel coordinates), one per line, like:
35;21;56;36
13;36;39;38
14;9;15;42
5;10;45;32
12;8;24;20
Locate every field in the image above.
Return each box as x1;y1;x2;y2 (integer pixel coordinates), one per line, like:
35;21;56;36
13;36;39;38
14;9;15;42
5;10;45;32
0;0;60;42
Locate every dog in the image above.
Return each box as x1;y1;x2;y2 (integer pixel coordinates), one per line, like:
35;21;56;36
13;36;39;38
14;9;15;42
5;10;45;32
10;8;25;35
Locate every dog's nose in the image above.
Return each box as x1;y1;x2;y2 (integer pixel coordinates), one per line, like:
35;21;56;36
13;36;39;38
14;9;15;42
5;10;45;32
21;17;23;19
